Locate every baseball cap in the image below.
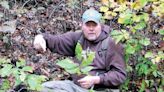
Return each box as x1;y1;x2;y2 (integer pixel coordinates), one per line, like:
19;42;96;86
82;8;102;24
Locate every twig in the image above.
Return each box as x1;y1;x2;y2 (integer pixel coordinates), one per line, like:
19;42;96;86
49;0;64;19
14;0;17;7
21;0;31;9
17;87;27;92
34;0;38;7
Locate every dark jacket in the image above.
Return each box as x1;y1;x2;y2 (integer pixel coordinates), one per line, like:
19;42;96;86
42;25;127;89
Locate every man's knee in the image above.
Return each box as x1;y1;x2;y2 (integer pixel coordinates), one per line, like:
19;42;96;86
41;80;73;92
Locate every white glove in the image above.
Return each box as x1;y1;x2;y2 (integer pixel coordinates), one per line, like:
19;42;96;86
33;34;46;52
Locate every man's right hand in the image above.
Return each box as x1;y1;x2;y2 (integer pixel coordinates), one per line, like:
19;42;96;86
33;34;46;52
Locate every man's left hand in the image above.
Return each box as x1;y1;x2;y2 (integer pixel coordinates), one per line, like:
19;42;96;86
78;76;100;89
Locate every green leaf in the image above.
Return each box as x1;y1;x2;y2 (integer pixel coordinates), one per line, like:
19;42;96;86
81;51;95;67
142;13;149;22
126;65;133;72
136;64;149;76
159;29;164;35
133;15;141;22
37;75;47;82
14;75;22;86
0;80;10;90
0;58;10;64
16;58;26;67
118;12;133;24
22;66;33;72
27;77;38;90
139;80;146;92
100;6;109;12
110;30;122;36
140;0;148;7
20;72;27;81
87;51;95;63
145;52;154;58
125;44;136;54
153;71;157;77
0;64;12;77
110;30;125;44
66;67;80;74
134;22;146;30
158;88;164;92
12;68;19;75
139;38;150;46
27;75;46;91
56;58;78;69
75;42;83;61
132;0;148;10
81;66;93;74
122;30;130;40
0;1;9;9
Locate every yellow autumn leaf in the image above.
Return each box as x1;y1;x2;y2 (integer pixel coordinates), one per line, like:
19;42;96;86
100;6;109;12
101;0;109;6
118;18;124;24
152;56;161;64
111;12;117;16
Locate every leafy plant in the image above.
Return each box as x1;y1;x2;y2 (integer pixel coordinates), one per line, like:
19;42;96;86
100;0;164;91
56;42;95;75
0;58;47;91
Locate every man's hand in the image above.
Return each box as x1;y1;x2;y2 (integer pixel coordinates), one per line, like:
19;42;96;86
33;34;46;52
78;76;100;89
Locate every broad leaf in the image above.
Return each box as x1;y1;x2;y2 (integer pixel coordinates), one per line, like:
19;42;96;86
113;4;127;12
118;12;133;24
132;0;148;10
81;66;93;74
27;77;38;90
56;58;78;69
16;58;26;67
81;51;95;67
134;22;146;30
125;44;135;54
159;29;164;35
110;30;124;44
100;6;109;12
0;58;10;64
0;64;12;77
75;42;82;61
20;72;26;81
22;66;33;72
145;52;153;58
139;80;146;92
0;80;10;90
14;74;22;86
139;38;150;46
122;30;130;40
27;75;46;91
66;67;80;74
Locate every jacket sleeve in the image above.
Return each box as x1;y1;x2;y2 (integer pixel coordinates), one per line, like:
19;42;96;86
99;41;127;87
42;31;80;56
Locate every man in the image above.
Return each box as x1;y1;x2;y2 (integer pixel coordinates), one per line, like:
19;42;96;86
33;8;126;92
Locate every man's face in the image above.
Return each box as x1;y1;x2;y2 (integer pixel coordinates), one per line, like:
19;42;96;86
82;21;102;41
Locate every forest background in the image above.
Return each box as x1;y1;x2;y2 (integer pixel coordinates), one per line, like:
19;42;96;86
0;0;163;92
